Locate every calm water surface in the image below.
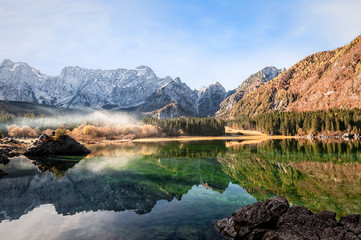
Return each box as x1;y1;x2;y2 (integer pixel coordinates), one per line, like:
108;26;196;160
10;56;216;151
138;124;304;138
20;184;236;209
0;140;360;240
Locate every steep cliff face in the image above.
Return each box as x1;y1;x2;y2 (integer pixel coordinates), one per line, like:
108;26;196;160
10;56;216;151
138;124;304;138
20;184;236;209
0;59;50;104
197;82;227;117
216;66;285;117
139;79;227;118
138;78;198;117
154;102;189;119
230;35;361;117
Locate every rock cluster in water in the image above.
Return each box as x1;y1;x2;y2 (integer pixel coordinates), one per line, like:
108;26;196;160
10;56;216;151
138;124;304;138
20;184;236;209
25;134;90;156
0;138;25;177
215;196;361;240
0;170;7;178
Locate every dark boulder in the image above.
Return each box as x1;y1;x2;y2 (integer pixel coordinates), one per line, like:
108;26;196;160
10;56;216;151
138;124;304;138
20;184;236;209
269;208;338;239
337;215;361;239
24;134;90;156
0;143;23;168
215;196;289;239
0;170;7;178
215;196;361;240
0;154;9;165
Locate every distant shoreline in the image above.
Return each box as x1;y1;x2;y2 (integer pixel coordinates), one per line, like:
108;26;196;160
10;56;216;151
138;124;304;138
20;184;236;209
132;129;300;143
4;128;357;146
131;135;299;143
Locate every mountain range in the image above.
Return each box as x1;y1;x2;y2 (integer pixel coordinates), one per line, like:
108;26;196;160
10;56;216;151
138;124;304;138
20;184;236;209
0;59;230;118
0;59;283;118
1;35;360;119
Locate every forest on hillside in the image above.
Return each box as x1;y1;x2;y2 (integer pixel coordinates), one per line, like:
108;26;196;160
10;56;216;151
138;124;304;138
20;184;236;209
143;117;225;136
228;108;361;136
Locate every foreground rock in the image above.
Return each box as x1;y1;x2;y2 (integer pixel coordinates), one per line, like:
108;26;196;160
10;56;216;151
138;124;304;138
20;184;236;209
0;154;9;165
0;170;8;178
24;134;90;156
215;196;361;240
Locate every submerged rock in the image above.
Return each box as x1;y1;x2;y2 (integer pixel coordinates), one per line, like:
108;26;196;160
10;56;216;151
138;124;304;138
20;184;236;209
215;196;361;240
24;134;90;156
0;170;7;178
0;144;23;163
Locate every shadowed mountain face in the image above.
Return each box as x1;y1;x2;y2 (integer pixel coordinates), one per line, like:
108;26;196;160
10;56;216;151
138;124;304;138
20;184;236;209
137;78;199;117
231;35;361;117
197;82;227;117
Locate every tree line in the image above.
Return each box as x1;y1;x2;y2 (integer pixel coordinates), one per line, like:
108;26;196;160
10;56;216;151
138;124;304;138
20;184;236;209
228;108;361;136
143;117;225;136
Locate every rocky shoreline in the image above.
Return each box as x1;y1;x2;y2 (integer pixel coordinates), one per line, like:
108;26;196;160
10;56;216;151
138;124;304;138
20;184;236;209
215;196;361;240
0;137;27;178
0;135;90;178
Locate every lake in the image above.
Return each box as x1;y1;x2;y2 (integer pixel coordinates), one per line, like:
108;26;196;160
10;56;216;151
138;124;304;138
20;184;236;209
0;139;360;239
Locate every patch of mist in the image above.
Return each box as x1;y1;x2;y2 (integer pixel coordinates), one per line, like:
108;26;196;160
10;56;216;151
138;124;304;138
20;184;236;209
5;109;142;130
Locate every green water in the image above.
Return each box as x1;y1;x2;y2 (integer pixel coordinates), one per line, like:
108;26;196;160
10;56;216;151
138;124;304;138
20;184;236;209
0;140;360;239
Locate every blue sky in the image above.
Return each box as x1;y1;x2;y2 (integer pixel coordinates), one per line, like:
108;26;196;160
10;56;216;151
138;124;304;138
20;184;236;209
1;0;361;90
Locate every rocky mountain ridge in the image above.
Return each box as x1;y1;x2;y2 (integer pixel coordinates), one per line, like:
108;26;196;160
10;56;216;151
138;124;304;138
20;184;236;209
0;60;172;109
230;35;361;118
139;79;227;118
216;66;285;117
0;59;227;118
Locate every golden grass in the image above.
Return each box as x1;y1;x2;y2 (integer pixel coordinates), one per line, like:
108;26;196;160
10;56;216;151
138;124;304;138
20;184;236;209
132;128;299;143
225;127;267;136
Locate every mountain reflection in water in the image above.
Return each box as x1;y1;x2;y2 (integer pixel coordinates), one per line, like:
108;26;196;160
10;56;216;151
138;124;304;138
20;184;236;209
0;140;360;239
